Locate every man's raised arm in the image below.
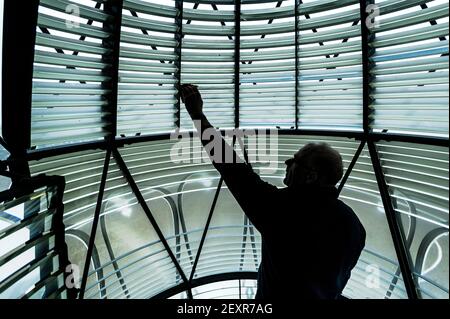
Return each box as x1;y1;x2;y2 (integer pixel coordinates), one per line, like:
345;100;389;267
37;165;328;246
180;84;277;231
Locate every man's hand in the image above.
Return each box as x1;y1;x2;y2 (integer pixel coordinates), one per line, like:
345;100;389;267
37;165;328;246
180;84;203;119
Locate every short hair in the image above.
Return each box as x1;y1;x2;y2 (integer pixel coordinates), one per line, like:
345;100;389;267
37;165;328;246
295;142;344;186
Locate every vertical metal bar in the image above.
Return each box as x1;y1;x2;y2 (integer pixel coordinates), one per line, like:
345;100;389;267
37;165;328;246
234;0;241;128
177;182;195;267
79;2;123;297
294;0;300;130
248;220;259;269
337;140;366;195
385;196;420;299
49;176;79;299
177;2;189;296
189;178;224;283
189;134;240;283
33;197;53;296
42;177;63;298
79;150;111;299
239;216;249;271
239;279;242;299
175;0;184;129
112;148;190;285
103;0;124;141
359;0;374;136
99;214;131;298
1;0;38;178
368;141;419;299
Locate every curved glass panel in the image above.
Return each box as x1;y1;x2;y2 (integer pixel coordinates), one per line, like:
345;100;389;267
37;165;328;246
119;137;218;279
83;155;178;299
31;0;113;148
181;1;236;129
29;149;107;290
2;0;447;300
377;141;449;298
239;0;296;129
27;0;449;143
118;0;179;136
340;145;408;299
297;0;364;131
0;181;69;299
370;0;449;138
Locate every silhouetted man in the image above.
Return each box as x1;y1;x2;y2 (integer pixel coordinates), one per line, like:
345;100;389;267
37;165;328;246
181;84;366;299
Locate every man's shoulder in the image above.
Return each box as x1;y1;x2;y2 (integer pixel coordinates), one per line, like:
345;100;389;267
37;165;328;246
336;200;367;241
336;200;365;229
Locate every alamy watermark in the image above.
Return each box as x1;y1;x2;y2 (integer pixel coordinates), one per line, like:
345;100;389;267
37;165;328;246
65;4;80;29
65;264;81;290
366;4;380;30
63;4;380;30
365;264;381;289
169;122;279;175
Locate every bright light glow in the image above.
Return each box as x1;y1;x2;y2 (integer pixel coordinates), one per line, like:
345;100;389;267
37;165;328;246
109;197;133;218
376;205;385;214
201;179;213;188
121;206;132;217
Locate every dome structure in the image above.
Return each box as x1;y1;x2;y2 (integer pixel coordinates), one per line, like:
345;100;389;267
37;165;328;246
0;0;448;299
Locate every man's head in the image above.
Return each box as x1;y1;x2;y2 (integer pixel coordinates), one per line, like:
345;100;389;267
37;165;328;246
283;142;343;188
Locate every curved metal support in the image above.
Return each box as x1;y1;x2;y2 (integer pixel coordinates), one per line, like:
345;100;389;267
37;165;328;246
66;230;105;298
151;187;183;283
79;150;111;299
415;228;449;290
385;190;418;299
112;148;190;288
152;271;258;299
368;141;419;299
188;178;224;283
99;212;130;298
239;215;259;271
177;173;206;268
338;140;366;195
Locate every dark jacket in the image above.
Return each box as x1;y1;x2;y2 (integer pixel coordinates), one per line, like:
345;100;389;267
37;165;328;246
215;159;366;299
197;119;366;299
